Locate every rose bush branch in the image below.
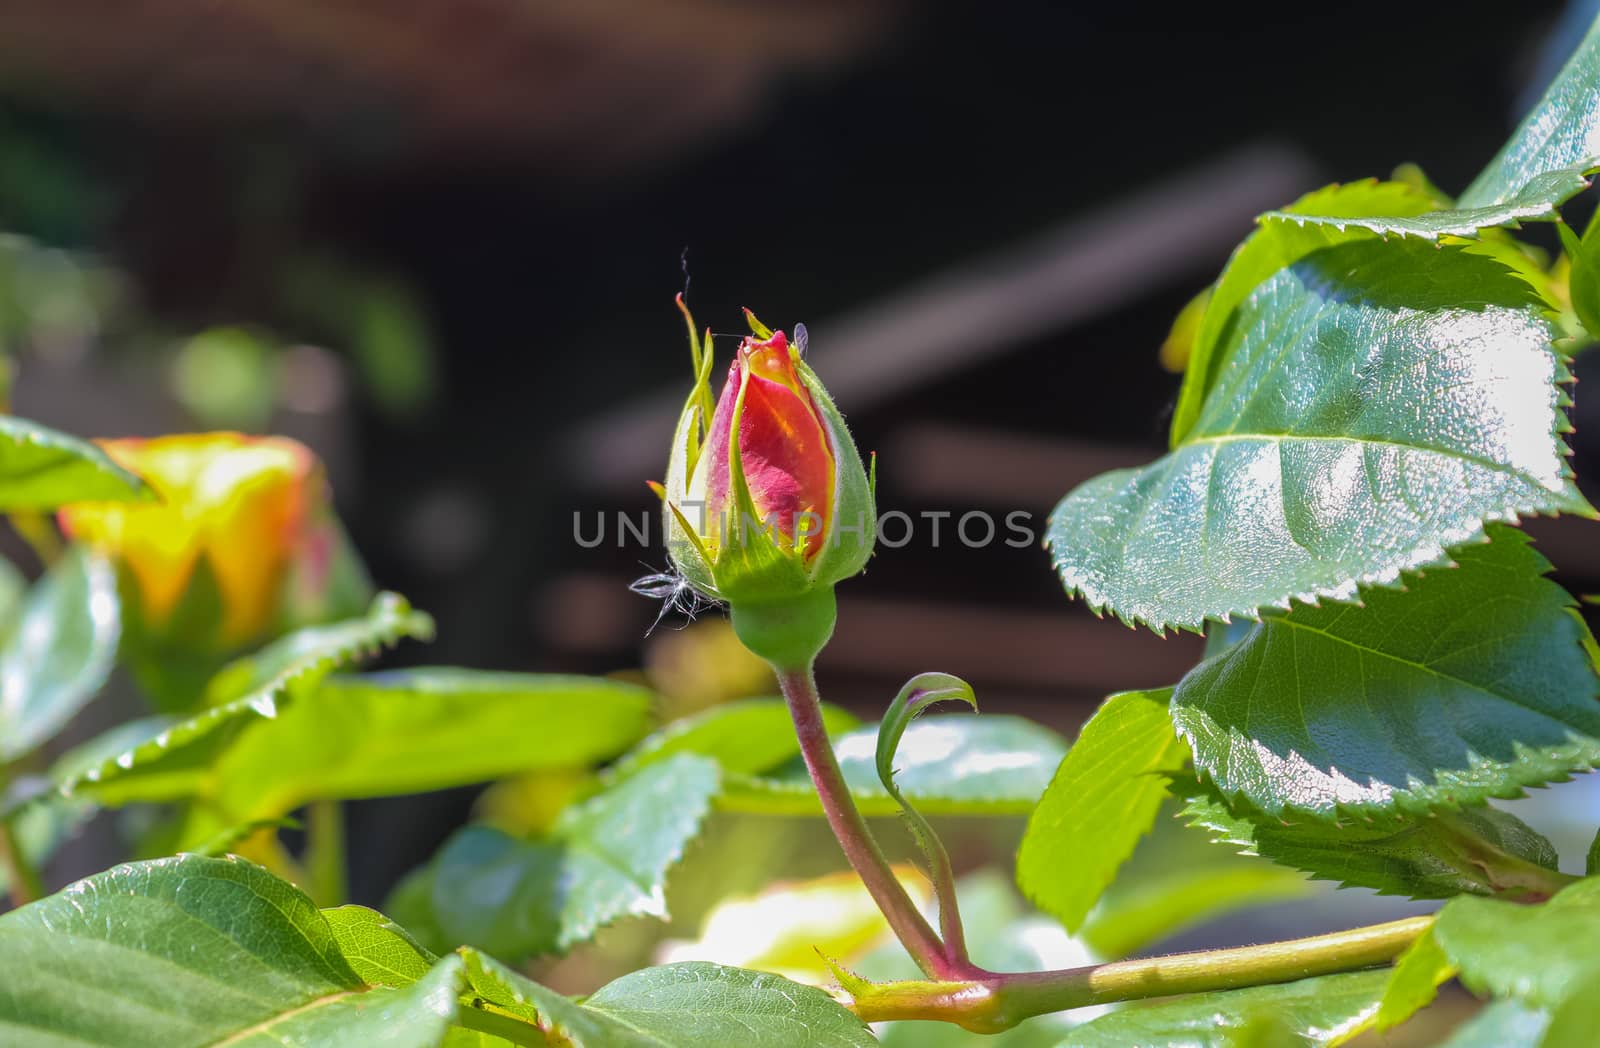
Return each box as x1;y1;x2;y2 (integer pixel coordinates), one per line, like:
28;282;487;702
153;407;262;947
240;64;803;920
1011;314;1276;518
836;914;1433;1032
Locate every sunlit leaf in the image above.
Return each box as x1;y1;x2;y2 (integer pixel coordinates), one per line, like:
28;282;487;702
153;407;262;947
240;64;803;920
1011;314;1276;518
60;593;434;806
1059;970;1388;1047
421;754;721;961
0;854;461;1048
1459;16;1600;209
1016;689;1188;932
610;697;857;780
1173;528;1600;820
1054;236;1591;633
1429;877;1600;1007
720;714;1066;816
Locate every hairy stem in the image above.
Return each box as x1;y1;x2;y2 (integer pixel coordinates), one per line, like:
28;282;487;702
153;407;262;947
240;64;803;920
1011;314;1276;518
0;813;44;908
777;664;964;979
846;914;1432;1032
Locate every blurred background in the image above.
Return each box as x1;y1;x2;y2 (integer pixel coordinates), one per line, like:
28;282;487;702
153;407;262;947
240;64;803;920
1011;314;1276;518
3;0;1600;1037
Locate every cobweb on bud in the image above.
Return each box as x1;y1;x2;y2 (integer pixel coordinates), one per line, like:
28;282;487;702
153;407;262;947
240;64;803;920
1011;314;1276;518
630;562;719;636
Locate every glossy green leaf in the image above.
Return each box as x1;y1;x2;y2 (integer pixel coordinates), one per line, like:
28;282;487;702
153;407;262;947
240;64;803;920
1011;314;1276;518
1053;236;1591;633
1178;776;1570;898
60;593;435;806
189;668;655;846
1060;969;1388;1047
0;414;150;509
1430;877;1600;1007
0;547;119;761
424;754;720;961
1261;168;1590;240
610;697;858;780
0;854;461;1048
1173;528;1600;820
719;714;1066;816
1170;178;1542;444
1016;689;1188;932
1377;929;1457;1031
1459;15;1600;209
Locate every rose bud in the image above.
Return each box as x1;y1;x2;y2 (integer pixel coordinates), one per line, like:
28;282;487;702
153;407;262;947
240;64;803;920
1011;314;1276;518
59;432;368;653
656;298;875;667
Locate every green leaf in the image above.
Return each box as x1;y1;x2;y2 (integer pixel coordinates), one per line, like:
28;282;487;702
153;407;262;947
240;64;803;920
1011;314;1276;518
1079;807;1311;958
323;904;438;987
461;949;877;1048
1060;970;1388;1047
1261;169;1590;240
1053;235;1591;633
720;714;1066;816
0;854;461;1048
1436;1000;1550;1047
1377;929;1457;1030
1562;213;1600;342
1178;777;1572;898
874;672;976;919
611;697;858;780
1016;689;1188;932
190;668;654;845
0;415;150;509
580;962;878;1048
1173;527;1600;820
424;754;721;962
1430;877;1600;1007
0;547;120;761
1587;827;1600;876
60;593;435;806
1172;179;1473;444
1459;15;1600;209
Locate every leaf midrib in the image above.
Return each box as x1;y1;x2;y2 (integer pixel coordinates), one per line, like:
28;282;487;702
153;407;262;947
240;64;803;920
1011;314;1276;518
1181;432;1560;492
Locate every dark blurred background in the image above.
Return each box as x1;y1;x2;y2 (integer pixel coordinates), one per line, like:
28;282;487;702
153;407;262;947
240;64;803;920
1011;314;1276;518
3;0;1599;906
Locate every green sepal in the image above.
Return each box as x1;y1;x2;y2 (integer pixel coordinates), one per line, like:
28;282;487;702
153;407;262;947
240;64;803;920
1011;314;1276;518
729;586;837;670
797;357;876;589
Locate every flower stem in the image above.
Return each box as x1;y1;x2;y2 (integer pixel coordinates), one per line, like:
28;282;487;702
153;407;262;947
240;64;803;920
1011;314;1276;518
306;799;348;907
845;914;1433;1032
777;664;964;980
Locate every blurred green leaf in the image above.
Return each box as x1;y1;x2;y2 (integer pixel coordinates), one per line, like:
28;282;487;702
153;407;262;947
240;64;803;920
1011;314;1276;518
1173;528;1600;821
611;697;857;780
170;326;278;430
421;754;721;962
0;854;461;1047
460;947;876;1048
720;714;1066;816
61;593;434;806
1435;1000;1550;1047
0;415;150;509
1377;929;1456;1031
1079;808;1311;959
189;668;655;846
1016;688;1187;933
1060;970;1388;1047
0;546;119;761
1430;877;1600;1007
